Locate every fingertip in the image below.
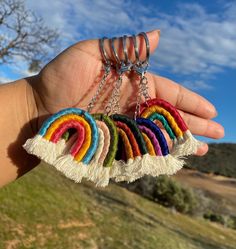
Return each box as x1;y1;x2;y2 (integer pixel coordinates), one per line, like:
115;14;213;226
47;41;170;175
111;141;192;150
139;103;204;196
146;29;161;54
204;100;218;119
206;120;225;139
147;29;161;38
196;143;209;156
212;108;218;118
215;123;225;139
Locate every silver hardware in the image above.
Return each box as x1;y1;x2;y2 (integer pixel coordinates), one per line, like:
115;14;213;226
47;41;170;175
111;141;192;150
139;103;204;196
121;35;133;73
139;32;150;62
133;32;151;119
122;35;129;63
100;37;109;65
132;32;150;77
87;33;151;116
111;37;120;64
87;37;111;113
132;34;140;63
105;36;133;115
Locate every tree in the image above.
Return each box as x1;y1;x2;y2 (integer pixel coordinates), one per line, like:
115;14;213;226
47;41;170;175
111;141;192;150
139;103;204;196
0;0;58;71
153;176;198;214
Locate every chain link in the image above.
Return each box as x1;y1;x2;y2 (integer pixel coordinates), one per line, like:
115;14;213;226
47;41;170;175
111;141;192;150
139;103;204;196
112;75;123;114
133;61;151;119
140;75;151;101
105;73;123;115
105;59;132;115
87;63;111;113
134;78;142;119
87;34;151;117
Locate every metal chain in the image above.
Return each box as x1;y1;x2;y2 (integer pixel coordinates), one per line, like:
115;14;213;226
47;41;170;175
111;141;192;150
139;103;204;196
140;74;151;102
133;61;151;119
105;70;123;115
105;35;134;115
87;63;111;113
132;32;151;118
134;75;142;119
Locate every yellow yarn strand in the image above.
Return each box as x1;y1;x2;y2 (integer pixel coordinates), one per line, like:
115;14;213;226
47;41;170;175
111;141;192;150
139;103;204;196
117;128;134;160
141;132;155;156
44;114;91;162
141;105;183;137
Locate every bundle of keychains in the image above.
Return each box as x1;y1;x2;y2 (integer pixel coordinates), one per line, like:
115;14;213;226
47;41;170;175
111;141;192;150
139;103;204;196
23;32;202;187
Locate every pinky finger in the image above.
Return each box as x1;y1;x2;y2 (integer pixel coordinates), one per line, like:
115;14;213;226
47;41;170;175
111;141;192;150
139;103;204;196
195;143;209;156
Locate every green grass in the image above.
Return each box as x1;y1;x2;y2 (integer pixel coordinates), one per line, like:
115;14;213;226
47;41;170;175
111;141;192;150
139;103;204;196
0;163;236;249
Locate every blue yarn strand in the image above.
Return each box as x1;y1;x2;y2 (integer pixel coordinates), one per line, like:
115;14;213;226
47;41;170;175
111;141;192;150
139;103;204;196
38;108;98;164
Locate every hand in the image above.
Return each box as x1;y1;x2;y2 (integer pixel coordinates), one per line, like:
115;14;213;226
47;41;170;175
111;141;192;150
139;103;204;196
30;30;224;156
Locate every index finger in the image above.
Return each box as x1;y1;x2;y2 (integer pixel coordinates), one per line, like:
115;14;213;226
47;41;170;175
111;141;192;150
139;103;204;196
150;74;217;119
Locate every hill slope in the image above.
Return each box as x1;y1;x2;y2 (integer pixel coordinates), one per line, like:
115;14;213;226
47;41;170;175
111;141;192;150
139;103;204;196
174;169;236;216
187;143;236;177
0;164;236;249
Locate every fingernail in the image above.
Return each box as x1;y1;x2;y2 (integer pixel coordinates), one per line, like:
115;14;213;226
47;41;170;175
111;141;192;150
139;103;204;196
206;104;218;118
211;105;218;116
196;142;208;156
216;125;225;138
148;29;161;36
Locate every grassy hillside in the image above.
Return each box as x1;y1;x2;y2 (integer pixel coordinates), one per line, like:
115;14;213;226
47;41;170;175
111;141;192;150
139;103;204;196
174;169;236;217
0;164;236;249
187;143;236;177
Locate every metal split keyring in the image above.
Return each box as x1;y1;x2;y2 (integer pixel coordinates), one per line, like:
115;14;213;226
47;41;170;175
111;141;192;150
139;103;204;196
100;32;151;115
100;32;150;72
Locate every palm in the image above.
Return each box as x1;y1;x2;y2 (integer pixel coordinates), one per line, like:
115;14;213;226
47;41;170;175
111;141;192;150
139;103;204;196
33;44;103;114
31;30;223;155
34;45;157;115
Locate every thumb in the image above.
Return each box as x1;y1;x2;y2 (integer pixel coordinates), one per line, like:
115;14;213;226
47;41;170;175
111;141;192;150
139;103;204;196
73;29;161;63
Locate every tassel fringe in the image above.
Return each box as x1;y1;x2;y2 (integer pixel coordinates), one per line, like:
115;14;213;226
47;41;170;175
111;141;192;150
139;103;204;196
23;135;66;165
171;130;203;156
111;154;184;183
52;154;111;187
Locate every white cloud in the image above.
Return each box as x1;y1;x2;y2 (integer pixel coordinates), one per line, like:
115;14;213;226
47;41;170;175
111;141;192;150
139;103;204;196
182;80;213;91
0;77;12;84
0;56;35;84
3;0;236;90
25;0;137;42
0;72;14;84
145;3;236;77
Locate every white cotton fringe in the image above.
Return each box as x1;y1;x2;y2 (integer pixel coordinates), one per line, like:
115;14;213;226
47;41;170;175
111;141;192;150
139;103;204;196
53;154;112;187
143;154;185;176
110;156;144;182
85;162;111;187
110;154;185;183
22;130;113;187
171;130;204;157
22;135;66;165
84;128;112;187
22;133;187;187
54;155;88;183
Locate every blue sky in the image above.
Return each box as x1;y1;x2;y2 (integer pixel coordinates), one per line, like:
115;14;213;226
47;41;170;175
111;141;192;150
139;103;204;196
0;0;235;143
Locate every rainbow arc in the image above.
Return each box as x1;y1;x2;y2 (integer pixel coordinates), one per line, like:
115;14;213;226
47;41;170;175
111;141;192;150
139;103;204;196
23;99;201;186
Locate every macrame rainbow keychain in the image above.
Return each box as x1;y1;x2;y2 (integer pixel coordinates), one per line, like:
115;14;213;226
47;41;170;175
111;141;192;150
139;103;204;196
23;32;202;187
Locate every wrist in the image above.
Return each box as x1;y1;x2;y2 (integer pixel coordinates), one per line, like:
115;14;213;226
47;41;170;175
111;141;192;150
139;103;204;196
14;77;39;137
24;76;40;135
0;78;40;185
